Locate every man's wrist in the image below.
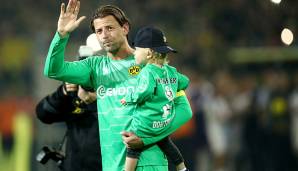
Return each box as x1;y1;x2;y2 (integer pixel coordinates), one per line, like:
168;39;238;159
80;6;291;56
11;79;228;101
57;30;69;38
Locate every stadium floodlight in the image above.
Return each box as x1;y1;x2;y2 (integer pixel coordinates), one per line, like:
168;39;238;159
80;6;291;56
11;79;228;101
270;0;282;4
281;28;294;46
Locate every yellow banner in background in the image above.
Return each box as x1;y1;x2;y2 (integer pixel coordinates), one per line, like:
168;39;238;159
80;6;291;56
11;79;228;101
0;112;32;171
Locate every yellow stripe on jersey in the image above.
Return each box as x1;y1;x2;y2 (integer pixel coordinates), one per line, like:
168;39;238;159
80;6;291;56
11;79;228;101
176;90;186;97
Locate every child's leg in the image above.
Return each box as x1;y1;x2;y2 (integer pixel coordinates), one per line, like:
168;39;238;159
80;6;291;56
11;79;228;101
156;137;187;171
126;148;142;171
125;157;138;171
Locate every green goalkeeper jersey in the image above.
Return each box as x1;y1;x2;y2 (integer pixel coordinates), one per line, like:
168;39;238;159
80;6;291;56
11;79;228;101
45;33;169;170
44;32;192;171
124;64;189;138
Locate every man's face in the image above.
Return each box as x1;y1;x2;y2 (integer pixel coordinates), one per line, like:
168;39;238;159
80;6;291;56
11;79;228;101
93;15;128;54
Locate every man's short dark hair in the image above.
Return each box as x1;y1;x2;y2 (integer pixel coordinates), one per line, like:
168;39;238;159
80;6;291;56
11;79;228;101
90;5;131;32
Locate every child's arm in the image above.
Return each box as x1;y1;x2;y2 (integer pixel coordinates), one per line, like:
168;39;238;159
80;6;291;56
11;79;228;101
142;92;192;145
177;73;190;91
142;70;191;145
122;91;192;147
122;71;192;146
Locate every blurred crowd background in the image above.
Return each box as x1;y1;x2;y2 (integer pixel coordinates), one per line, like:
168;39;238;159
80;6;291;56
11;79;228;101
1;0;298;171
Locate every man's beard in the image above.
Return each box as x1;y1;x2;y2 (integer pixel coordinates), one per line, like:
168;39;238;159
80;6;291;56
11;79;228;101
102;41;122;55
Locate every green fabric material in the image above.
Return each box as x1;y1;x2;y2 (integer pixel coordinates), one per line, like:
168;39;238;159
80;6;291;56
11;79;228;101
124;64;190;139
44;32;192;170
136;165;168;171
142;95;192;146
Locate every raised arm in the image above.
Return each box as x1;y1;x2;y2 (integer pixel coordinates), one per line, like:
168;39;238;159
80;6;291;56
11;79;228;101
44;0;94;86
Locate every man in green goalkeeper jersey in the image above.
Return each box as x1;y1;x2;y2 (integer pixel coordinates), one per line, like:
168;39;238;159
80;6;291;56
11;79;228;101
43;0;192;170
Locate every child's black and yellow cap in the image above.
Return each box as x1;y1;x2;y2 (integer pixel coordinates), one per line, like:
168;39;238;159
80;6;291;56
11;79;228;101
133;26;177;53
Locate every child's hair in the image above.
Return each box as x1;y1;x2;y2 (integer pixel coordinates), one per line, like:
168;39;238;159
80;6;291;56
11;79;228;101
150;51;169;64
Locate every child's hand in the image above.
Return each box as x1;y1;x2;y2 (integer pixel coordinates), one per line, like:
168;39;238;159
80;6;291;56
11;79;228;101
120;98;127;105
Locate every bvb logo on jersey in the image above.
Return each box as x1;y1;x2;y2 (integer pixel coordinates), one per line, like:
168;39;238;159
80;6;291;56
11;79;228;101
128;66;141;75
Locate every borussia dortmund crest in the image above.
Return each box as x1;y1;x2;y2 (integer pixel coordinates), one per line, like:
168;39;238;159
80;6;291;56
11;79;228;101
128;66;141;75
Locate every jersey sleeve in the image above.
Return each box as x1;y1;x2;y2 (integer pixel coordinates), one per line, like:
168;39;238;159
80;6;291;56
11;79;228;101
142;91;193;146
177;73;190;91
44;32;94;87
125;69;155;104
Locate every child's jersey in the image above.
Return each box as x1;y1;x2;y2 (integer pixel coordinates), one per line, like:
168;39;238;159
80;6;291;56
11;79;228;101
124;64;189;138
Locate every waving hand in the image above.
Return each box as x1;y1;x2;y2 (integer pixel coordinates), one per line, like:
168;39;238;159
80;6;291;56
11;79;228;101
57;0;86;37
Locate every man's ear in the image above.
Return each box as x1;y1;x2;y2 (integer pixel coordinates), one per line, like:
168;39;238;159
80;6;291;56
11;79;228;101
122;23;129;35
